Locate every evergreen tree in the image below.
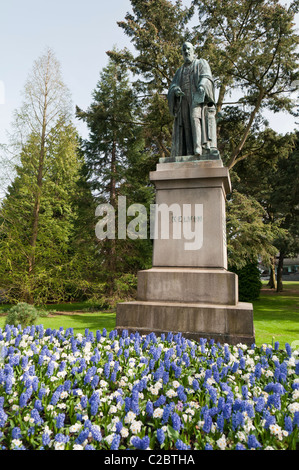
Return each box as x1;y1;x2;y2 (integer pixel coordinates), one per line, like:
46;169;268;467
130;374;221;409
76;57;154;296
0;120;82;304
270;134;299;291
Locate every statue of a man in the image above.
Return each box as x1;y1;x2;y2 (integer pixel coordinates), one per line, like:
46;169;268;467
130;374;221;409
168;42;219;159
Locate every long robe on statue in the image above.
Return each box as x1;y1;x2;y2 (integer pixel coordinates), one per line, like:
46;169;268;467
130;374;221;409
168;58;217;157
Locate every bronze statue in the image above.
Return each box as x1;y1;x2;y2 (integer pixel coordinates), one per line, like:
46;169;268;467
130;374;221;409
168;42;219;159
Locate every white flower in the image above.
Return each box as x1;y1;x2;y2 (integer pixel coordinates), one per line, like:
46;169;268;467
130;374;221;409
120;427;129;438
269;424;282;436
182;414;192;423
189;401;200;409
172;380;180;389
166;389;177;398
130;420;142;434
57;371;67;378
216;435;227;450
107;422;117;432
57;403;67;410
265;370;274;378
149;386;159;396
69;423;83;433
124;411;136;424
11;439;22;448
211;423;217;433
73;444;84;450
288;402;299;414
105;434;115;445
236;431;246;442
153;408;163;419
243;418;255;433
119;378;127;387
206;377;216;385
54;442;65;450
288;357;296;367
50;376;59;382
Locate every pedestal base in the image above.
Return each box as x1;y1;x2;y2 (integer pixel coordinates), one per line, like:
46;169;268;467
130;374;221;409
116;300;255;346
115;160;255;347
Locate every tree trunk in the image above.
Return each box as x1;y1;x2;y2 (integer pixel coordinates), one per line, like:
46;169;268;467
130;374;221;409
267;257;277;289
27;86;48;302
276;251;284;292
227;89;264;169
107;136;117;279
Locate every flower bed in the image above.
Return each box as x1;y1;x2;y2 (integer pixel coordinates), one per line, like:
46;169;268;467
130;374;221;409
0;324;298;450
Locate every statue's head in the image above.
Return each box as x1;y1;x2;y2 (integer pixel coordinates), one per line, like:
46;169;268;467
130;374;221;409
182;42;195;64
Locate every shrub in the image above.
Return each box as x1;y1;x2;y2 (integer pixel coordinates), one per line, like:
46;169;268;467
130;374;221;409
4;302;48;328
230;262;262;302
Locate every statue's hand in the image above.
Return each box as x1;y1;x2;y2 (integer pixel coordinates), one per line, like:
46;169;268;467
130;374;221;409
175;88;185;97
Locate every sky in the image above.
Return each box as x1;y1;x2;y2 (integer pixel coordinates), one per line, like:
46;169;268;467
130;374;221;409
0;0;133;144
0;0;298;148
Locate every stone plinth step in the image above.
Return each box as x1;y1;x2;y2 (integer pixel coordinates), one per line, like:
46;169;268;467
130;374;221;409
116;300;255;346
137;268;238;305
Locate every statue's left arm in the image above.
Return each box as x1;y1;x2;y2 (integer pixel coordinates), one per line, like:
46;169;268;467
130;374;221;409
195;59;215;106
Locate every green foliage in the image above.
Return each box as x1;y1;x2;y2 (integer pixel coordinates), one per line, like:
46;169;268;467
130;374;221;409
226;189;280;269
85;273;138;310
0;121;84;304
76;56;154;281
230;262;262;302
194;0;299;168
5;302;48;328
233;131;299;290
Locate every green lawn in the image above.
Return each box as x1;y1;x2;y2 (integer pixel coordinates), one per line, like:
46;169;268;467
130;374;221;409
253;281;299;347
0;281;298;347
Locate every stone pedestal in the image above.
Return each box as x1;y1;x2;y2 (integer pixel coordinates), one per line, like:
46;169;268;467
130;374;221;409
151;160;229;269
116;160;255;346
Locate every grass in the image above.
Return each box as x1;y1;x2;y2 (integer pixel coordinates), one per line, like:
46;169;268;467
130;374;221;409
0;281;298;347
253;281;299;347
